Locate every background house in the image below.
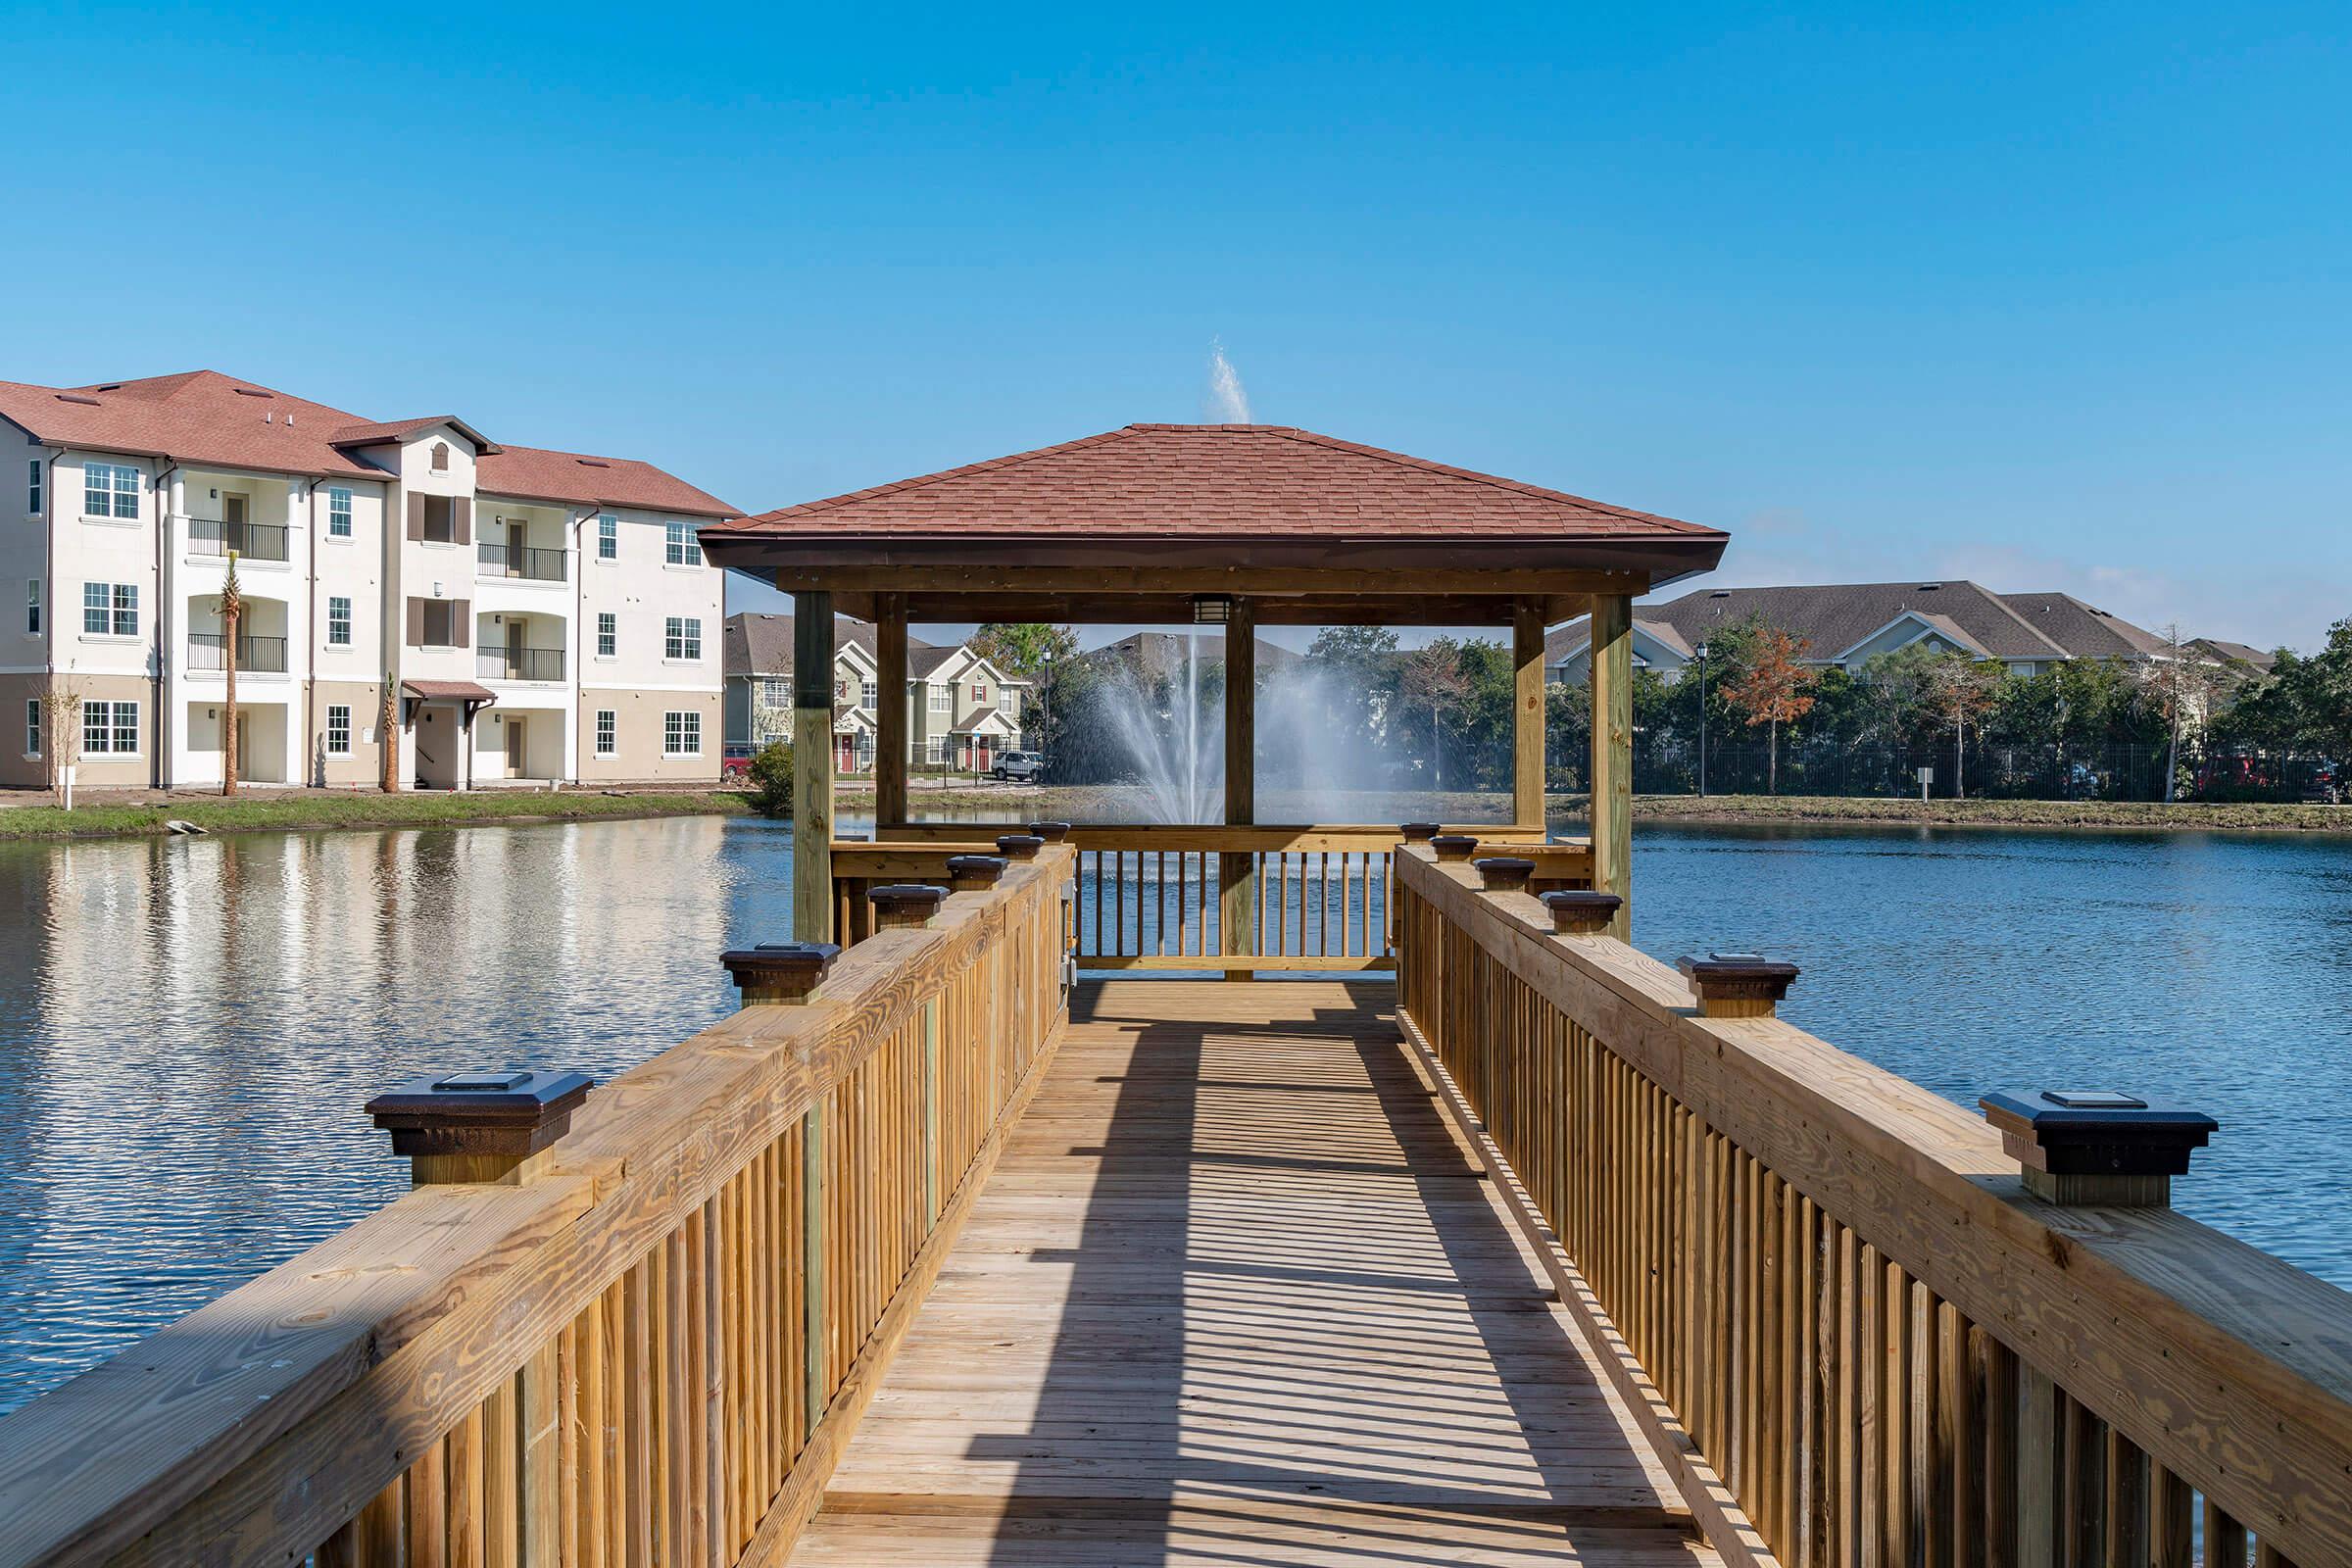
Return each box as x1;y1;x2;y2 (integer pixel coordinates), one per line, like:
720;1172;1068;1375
722;612;1027;771
1546;581;2205;683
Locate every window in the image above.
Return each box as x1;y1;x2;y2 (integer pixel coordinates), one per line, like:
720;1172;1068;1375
596;612;615;658
1000;687;1020;714
24;699;38;758
664;615;701;661
421;495;456;543
24;580;39;636
83;462;138;519
325;705;352;756
28;460;42;517
327;596;352;647
82;699;138;756
598;514;617;560
861;679;878;708
664;522;701;566
327;487;353;538
760;676;788;709
835;675;849;700
928;684;950;713
82;581;137;637
430;441;450;472
415;599;457;647
926;735;948;763
662;710;701;757
971;681;987;704
595;710;616;757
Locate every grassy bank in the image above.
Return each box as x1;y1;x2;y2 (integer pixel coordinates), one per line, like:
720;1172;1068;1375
1603;794;2352;833
0;789;757;842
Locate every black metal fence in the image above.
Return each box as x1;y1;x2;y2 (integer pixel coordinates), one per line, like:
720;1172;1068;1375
1549;738;2340;804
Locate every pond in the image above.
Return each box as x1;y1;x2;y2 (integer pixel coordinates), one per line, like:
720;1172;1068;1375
0;812;2345;1412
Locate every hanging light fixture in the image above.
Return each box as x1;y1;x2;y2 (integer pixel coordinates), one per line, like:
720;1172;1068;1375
1191;594;1235;625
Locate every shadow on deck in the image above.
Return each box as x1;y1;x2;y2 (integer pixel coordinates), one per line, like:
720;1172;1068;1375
789;978;1718;1566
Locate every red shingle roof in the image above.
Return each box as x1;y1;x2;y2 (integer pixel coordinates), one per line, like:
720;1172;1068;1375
0;370;733;514
710;423;1721;543
477;444;737;517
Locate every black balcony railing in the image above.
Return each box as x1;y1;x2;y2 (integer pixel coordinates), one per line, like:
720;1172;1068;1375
477;645;565;682
188;633;289;673
187;517;292;563
476;541;568;582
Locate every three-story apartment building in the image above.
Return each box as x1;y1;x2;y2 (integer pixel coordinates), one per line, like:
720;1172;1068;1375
0;370;729;791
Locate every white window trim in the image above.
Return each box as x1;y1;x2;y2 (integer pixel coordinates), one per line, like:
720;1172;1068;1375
594;709;617;758
597;515;619;563
81;699;142;759
662;710;703;759
325;705;353;757
327;487;355;540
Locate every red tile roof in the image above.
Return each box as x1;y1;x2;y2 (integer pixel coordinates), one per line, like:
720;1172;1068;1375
402;678;497;703
709;424;1722;544
0;370;732;514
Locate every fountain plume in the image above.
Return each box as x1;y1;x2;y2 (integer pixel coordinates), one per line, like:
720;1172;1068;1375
1204;339;1251;424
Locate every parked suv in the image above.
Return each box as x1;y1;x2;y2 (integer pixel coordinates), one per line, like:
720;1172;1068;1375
992;751;1047;782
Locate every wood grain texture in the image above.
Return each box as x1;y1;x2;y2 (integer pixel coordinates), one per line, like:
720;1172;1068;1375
786;978;1721;1567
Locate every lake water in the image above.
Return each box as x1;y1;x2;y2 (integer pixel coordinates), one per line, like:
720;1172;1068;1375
0;813;2345;1412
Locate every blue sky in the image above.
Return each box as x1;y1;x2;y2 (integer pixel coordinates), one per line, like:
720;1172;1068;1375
4;3;2345;651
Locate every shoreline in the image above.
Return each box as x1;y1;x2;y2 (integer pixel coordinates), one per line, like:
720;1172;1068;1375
1596;793;2352;834
0;789;759;843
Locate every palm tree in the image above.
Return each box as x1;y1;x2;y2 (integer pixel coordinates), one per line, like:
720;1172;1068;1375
219;552;242;796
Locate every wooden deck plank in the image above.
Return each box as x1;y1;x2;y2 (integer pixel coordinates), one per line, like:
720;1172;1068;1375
789;979;1721;1567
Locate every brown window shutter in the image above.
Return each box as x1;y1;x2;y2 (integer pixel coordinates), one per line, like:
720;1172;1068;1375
453;498;472;547
407;493;424;541
406;598;424;646
452;599;471;647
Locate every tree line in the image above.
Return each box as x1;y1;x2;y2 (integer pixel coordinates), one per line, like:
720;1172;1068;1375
970;615;2350;804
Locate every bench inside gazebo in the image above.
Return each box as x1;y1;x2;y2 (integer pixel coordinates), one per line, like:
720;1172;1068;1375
8;427;2337;1568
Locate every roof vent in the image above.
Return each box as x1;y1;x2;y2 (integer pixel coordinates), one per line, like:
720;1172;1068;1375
232;386;273;398
1709;590;1731;598
95;383;122;391
1918;583;1941;591
575;458;612;468
55;393;100;406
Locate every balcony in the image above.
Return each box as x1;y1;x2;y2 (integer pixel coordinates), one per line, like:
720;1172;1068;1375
188;633;289;674
477;541;568;583
187;517;292;564
478;645;565;682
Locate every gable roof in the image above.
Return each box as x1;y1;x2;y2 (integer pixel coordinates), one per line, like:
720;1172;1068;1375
1544;617;1694;666
1995;592;2171;660
1075;630;1304;684
2190;637;2278;673
724;612;949;678
1638;582;2071;662
0;370;731;512
710;423;1723;547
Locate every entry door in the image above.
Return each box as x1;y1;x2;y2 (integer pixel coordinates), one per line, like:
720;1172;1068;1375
506;716;527;778
507;619;524;679
222;493;248;554
233;712;251;779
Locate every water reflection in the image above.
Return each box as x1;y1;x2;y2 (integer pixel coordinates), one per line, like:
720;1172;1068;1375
0;815;794;1412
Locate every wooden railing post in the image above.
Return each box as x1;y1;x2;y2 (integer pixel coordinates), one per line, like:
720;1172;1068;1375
1678;953;1801;1019
946;855;1009;893
1978;1092;2218;1207
1473;856;1535;894
1541;889;1623;936
994;833;1045;861
365;1068;593;1187
1430;834;1479;863
869;884;948;931
719;942;841;1005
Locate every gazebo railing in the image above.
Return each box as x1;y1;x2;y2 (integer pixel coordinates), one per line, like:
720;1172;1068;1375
852;825;1591;970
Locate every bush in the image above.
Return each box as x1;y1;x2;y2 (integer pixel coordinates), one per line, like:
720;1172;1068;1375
748;741;794;816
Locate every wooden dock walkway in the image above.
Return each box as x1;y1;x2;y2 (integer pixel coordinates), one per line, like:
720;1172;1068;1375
789;978;1719;1566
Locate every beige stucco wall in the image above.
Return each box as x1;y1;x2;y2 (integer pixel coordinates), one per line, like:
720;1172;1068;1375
576;688;721;784
310;679;385;787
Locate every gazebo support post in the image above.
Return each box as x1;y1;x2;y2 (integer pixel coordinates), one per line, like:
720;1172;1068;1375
793;588;835;942
1220;598;1255;980
1589;592;1634;939
1512;600;1546;833
875;593;909;828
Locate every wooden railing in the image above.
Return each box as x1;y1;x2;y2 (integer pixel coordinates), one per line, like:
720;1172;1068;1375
861;824;1589;970
0;845;1074;1568
1393;844;2349;1568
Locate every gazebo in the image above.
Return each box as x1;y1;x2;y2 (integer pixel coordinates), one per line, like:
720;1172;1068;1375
700;422;1728;946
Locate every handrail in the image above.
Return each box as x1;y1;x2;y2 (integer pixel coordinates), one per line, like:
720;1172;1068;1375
852;826;1587;970
0;846;1075;1567
1392;845;2348;1568
185;515;292;563
477;541;569;582
477;644;566;682
187;632;289;674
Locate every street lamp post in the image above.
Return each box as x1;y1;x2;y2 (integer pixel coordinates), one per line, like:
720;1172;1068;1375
1040;650;1054;782
1695;641;1710;798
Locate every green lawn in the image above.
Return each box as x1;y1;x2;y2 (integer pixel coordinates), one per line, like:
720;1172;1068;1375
0;790;758;841
1609;793;2351;832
